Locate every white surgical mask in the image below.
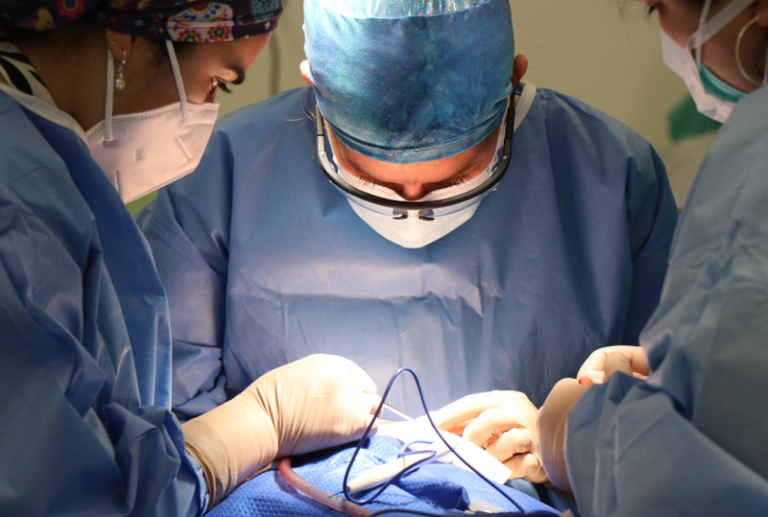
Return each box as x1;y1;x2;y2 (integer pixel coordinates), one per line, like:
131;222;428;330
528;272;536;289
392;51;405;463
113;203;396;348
661;0;764;123
87;41;219;203
348;200;482;249
338;118;506;249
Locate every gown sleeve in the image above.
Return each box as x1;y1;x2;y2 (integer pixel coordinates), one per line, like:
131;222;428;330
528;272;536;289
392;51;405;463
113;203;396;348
137;129;235;419
621;141;679;346
0;202;208;516
565;205;768;516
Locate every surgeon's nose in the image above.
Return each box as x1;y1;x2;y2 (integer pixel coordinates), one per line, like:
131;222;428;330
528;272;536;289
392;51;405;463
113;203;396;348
400;183;429;201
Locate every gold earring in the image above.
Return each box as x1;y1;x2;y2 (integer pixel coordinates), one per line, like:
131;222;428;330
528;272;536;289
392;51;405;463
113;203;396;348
115;50;127;90
735;16;764;87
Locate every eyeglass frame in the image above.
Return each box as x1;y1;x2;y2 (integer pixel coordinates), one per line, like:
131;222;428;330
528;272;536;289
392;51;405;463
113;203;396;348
315;87;516;220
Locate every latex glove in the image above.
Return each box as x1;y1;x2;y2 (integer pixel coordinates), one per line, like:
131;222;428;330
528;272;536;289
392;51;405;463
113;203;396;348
537;379;589;496
577;345;650;386
427;391;547;482
537;379;589;495
182;354;381;508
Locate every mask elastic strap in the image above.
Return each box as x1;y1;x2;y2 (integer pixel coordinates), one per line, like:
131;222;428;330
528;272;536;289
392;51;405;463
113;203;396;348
166;40;189;119
690;0;755;66
104;48;115;143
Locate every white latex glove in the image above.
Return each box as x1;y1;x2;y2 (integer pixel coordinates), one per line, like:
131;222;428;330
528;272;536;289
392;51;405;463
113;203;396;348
576;345;650;386
537;379;589;496
427;391;547;483
182;354;381;508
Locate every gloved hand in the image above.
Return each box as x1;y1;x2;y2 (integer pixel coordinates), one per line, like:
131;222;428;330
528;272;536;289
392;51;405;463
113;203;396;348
427;391;547;482
182;354;381;508
537;379;589;496
576;345;650;386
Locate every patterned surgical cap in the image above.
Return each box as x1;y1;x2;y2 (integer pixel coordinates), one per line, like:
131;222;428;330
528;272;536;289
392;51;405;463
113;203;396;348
1;0;282;41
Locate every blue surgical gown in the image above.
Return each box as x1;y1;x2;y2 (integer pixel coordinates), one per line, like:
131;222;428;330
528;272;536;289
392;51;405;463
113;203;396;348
0;90;206;516
138;85;679;417
565;86;768;516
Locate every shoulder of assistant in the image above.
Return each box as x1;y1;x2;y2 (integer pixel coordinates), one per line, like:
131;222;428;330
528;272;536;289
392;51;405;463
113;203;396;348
0;91;73;187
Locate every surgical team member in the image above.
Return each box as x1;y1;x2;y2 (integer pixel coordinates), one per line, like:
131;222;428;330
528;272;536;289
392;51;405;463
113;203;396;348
543;0;768;514
442;0;768;514
138;0;678;478
0;1;380;515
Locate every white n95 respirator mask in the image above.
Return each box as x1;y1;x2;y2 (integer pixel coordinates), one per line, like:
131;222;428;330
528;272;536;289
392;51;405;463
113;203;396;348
87;41;219;203
347;196;483;249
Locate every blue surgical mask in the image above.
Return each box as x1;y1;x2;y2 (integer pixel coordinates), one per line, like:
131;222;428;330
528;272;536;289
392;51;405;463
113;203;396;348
700;65;747;104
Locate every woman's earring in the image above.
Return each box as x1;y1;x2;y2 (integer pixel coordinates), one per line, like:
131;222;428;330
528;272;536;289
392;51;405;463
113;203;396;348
115;50;127;90
735;16;764;87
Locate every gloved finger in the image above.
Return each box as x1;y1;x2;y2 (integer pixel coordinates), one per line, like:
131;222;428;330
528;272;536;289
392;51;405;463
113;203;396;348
351;393;383;436
440;419;474;436
329;355;379;394
627;352;650;377
577;346;649;380
462;408;529;450
609;348;650;377
429;391;532;431
484;427;534;463
576;347;618;379
604;351;635;380
352;371;378;396
427;394;493;431
578;371;606;386
504;453;547;483
364;393;383;417
576;348;610;379
579;367;648;386
365;412;380;434
348;366;379;395
415;414;473;435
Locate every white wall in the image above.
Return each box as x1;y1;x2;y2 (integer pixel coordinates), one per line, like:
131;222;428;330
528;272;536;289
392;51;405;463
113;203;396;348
511;0;689;150
218;0;689;152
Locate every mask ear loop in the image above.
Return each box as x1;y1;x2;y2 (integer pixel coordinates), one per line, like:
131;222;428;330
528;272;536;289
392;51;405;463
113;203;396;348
104;44;117;146
165;40;189;119
694;0;714;66
689;0;755;67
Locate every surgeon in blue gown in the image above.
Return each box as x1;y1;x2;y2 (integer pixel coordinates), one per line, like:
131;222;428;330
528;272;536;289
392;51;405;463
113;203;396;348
139;0;678;482
0;2;383;515
526;0;768;515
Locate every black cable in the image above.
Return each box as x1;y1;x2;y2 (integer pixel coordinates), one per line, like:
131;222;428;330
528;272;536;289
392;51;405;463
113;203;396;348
342;367;527;514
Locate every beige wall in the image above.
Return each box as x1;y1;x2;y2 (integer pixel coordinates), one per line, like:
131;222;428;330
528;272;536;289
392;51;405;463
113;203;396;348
217;0;688;151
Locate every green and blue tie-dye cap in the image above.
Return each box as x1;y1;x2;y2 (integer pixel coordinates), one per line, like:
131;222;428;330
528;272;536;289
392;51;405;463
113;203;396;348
304;0;515;164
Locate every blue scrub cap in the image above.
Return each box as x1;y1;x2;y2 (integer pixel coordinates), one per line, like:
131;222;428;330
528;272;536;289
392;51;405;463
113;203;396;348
304;0;515;164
